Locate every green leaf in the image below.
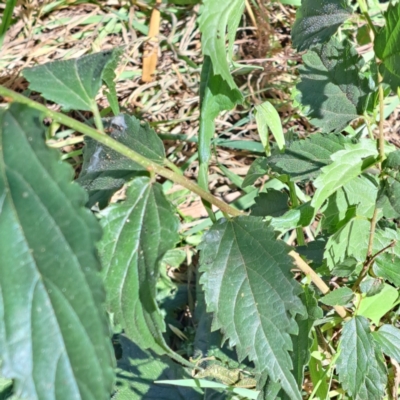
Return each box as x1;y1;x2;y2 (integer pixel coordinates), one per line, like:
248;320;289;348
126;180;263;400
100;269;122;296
269;202;314;232
255;101;284;155
250;190;289;217
102;47;123;116
242;158;268;188
23;49;120;111
297;38;371;133
372;228;400;286
324;218;370;270
199;216;305;400
198;0;245;90
113;335;203;400
320;287;354;306
0;104;114;399
311;140;378;212
291;0;352;51
267;133;350;182
291;287;323;390
77;114;165;205
357;283;398;325
372;325;400;363
336;316;387;399
198;56;242;213
99;177;179;355
322;176;377;233
374;2;400;92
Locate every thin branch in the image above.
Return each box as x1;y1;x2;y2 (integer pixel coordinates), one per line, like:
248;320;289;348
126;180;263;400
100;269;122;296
290;251;347;319
0;86;242;217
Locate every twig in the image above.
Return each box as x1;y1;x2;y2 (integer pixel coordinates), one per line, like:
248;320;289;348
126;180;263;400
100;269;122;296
289;251;347;319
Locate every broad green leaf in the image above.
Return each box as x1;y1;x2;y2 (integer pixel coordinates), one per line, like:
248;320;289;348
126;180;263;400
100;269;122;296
324;218;370;270
198;0;245;90
336;316;387;399
255;101;284;155
77;114;165;206
322;176;377;233
297;38;371;133
267;133;350;182
102;47;123;116
290;287;322;390
360;277;385;297
372;325;400;363
291;0;352;51
0;104;114;399
311;141;378;212
198;56;242;214
199;216;305;400
374;2;400;92
357;283;398;325
23;49;119;111
320;287;354;306
242;158;268;188
99;177;179;355
113;335;203;400
250;190;289;217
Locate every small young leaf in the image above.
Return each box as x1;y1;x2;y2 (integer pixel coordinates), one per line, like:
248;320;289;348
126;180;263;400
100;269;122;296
242;158;268;188
320;287;354;306
357;284;398;326
99;177;179;355
292;0;352;51
374;2;400;92
269;202;314;232
113;335;203;399
250;190;289;217
311;141;378;212
199;216;305;400
336;316;387;399
23;49;120;111
102;47;123;116
199;0;245;90
0;104;114;400
255;101;284;154
297;38;371;133
372;325;400;363
267;133;350;182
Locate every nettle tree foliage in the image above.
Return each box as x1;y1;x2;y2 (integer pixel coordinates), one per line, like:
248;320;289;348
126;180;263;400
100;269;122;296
2;0;400;399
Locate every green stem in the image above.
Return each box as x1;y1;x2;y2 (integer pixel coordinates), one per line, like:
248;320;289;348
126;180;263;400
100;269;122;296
164;158;183;175
288;181;306;246
378;78;385;162
0;86;242;217
91;101;104;132
356;0;377;35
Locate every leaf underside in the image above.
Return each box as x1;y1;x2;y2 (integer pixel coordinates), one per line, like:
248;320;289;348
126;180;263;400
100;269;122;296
0;104;114;400
199;216;305;400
